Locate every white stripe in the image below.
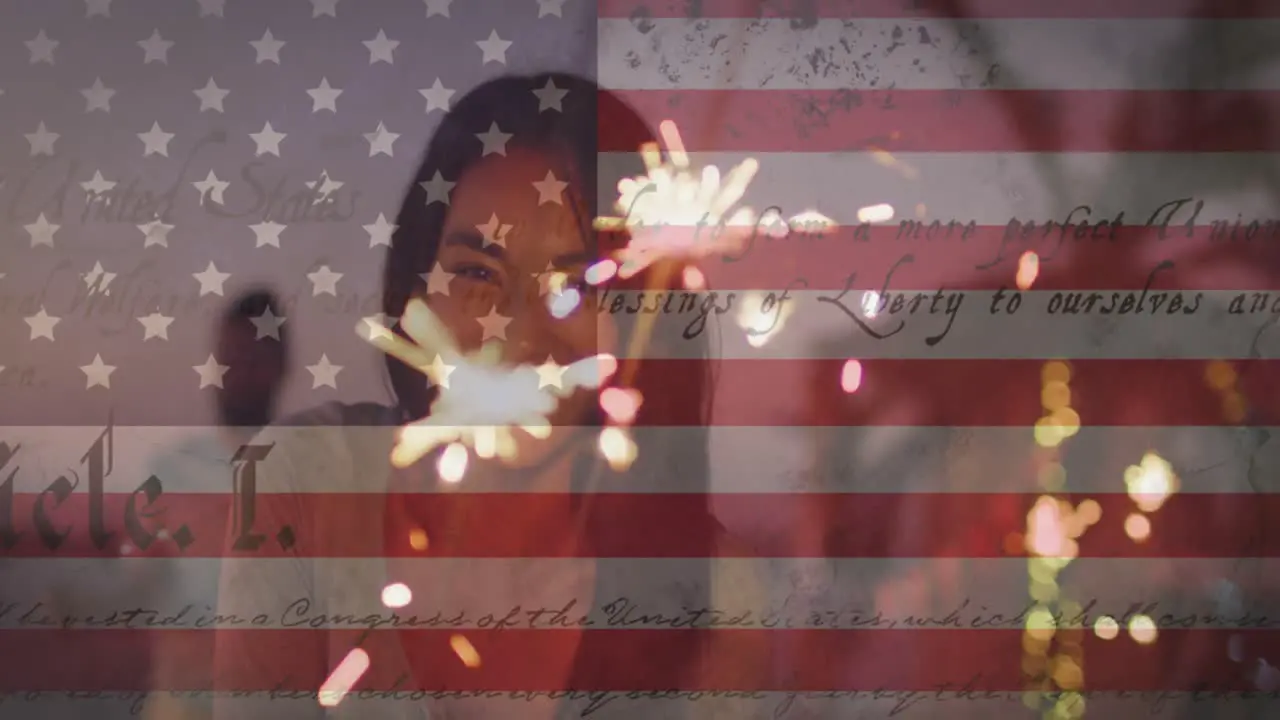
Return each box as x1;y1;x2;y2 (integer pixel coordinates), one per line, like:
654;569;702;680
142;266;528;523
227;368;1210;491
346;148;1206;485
1;425;1274;494
598;152;1280;225
4;558;1273;631
601;290;1279;360
599;18;1280;91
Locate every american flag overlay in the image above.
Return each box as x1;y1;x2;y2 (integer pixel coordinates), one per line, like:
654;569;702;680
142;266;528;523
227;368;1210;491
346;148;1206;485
4;0;1280;719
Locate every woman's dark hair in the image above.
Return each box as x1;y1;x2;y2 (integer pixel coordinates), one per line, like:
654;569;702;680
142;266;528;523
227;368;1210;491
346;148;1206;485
381;72;718;685
382;72;714;462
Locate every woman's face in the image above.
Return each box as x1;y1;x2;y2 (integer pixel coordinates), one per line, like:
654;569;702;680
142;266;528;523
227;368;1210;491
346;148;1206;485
427;147;617;441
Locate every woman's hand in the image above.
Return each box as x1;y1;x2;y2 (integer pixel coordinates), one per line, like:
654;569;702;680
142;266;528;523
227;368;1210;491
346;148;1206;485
594;120;763;286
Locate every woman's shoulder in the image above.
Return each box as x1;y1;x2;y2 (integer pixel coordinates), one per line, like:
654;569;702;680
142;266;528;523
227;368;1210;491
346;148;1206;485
246;402;401;492
272;400;401;428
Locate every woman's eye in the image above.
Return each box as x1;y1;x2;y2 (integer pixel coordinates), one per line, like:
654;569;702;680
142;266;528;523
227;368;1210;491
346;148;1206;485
455;265;497;283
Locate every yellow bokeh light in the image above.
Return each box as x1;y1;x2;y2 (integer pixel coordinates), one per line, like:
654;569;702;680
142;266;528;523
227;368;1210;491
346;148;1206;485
408;528;429;551
1205;360;1236;390
1128;614;1158;644
1052;407;1081;438
1124;513;1151;542
1051;656;1083;690
1094;615;1119;640
1041;381;1070;411
1034;417;1064;448
1042;361;1071;385
1076;499;1102;526
1052;691;1086;719
450;635;482;668
1025;607;1057;640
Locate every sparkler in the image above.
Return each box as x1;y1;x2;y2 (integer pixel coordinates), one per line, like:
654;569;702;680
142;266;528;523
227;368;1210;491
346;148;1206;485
358;299;617;472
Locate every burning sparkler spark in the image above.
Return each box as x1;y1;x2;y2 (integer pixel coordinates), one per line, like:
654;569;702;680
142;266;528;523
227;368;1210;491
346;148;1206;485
358;299;618;472
381;583;412;608
840;360;863;393
1125;452;1177;512
451;635;482;668
600;387;643;425
736;290;795;348
1124;512;1151;541
599;427;638;471
591;120;761;286
318;648;370;708
1017;251;1040;290
855;203;894;224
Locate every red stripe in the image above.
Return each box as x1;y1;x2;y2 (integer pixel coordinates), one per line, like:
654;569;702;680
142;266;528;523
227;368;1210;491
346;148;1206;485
5;492;1277;558
2;628;1275;691
7;359;1280;426
699;224;1280;291
738;359;1280;427
599;0;1280;19
603;90;1280;153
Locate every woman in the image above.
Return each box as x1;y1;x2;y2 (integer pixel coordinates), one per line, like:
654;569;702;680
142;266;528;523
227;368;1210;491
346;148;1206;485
212;73;759;720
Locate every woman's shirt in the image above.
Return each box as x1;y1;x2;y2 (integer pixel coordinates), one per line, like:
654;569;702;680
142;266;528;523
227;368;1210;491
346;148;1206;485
211;402;765;720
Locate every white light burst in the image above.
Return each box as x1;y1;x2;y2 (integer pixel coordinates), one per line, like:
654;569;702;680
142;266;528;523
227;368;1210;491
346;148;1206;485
359;299;617;472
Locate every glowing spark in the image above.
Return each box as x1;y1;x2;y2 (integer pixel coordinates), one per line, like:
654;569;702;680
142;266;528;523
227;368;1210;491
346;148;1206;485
600;387;643;425
860;291;880;319
450;635;482;668
682;265;706;290
438;443;468;483
1094;616;1119;640
1124;452;1177;512
1075;499;1101;526
758;207;790;238
1041;381;1070;411
408;528;429;551
856;203;894;224
381;583;412;608
1024;606;1056;640
787;210;836;234
585;259;618;286
840;359;863;393
736;290;795;348
318;648;370;708
360;299;617;470
1206;360;1236;390
1042;361;1071;384
599;426;637;471
1016;251;1040;290
1025;496;1077;559
1124;513;1151;541
535;358;567;390
1128;615;1158;644
592;120;762;285
548;287;581;319
869;148;919;179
